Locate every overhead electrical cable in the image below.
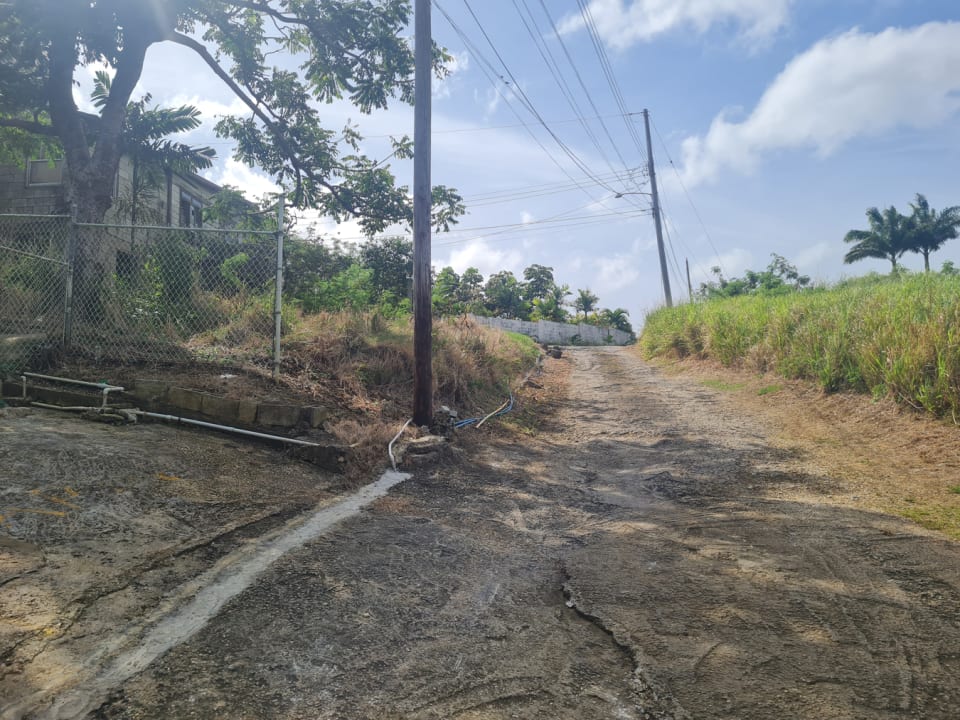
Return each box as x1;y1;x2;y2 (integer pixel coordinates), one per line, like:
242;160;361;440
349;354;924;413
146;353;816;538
434;0;611;207
456;0;629;196
651;117;726;275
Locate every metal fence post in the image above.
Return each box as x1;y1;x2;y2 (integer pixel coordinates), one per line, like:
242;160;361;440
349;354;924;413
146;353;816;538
272;196;285;382
62;217;78;350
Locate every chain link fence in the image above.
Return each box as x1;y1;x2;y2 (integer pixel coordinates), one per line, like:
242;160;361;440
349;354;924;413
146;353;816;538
0;215;70;375
0;214;283;376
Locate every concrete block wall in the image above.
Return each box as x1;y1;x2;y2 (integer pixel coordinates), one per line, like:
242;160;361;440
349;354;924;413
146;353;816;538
466;315;633;346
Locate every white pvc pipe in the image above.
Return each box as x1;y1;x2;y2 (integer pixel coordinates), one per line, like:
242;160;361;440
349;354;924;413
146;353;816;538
388;418;413;472
22;372;123;391
132;410;322;447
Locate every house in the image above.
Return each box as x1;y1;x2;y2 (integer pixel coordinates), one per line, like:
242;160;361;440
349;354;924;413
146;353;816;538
0;154;224;227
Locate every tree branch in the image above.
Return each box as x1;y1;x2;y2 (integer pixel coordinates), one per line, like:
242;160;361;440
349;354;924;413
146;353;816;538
0;117;58;136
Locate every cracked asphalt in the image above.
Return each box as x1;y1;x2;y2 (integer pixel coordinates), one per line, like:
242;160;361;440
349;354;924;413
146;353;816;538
6;347;960;718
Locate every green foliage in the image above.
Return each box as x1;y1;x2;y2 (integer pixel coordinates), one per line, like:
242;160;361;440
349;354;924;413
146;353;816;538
844;195;960;273
522;264;556;302
698;254;810;299
642;273;960;421
299;263;374;314
574;288;599;319
0;0;463;228
484;271;530;320
358;236;412;302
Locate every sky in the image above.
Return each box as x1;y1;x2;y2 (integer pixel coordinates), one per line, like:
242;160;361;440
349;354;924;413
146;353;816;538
76;0;960;326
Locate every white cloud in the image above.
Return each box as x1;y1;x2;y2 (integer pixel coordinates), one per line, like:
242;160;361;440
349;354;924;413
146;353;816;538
434;51;469;100
558;0;792;50
209;158;279;201
681;21;960;186
792;241;835;275
594;253;640;291
440;239;526;279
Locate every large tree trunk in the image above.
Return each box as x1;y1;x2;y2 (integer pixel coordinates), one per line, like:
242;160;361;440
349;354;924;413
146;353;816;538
46;21;156;317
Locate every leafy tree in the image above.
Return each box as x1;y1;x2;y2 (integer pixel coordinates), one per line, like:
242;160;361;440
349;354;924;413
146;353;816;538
844;206;913;272
284;233;353;300
457;267;485;311
301;263;374;313
574;288;599;319
358;236;412;304
942;260;960;277
0;0;463;231
531;283;571;322
484;271;528;319
91;70;216;225
432;266;460;316
908;194;960;272
599;308;633;334
697;254;810;299
522;264;555;302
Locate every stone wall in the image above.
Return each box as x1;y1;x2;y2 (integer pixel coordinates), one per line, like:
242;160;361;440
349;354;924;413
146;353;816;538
467;315;633;346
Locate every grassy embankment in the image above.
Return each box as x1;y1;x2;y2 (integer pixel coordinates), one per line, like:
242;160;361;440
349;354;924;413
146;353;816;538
641;273;960;537
642;273;960;419
195;309;541;477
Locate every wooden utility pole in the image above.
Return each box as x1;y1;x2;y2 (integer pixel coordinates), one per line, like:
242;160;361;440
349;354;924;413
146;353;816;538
686;258;693;301
643;109;672;308
412;0;433;426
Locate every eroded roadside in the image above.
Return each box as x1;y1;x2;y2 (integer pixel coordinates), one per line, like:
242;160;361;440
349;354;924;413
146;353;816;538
5;347;960;719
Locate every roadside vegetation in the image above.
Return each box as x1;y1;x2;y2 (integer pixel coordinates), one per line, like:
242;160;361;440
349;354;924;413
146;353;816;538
642;192;960;423
644;271;960;420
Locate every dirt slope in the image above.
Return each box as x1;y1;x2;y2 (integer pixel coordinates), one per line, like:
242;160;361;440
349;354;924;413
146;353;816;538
6;347;960;719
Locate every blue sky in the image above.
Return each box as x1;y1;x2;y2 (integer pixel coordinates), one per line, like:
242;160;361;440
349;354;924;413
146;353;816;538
79;1;960;325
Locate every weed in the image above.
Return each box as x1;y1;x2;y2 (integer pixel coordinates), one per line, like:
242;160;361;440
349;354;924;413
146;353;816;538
757;384;782;396
701;379;746;392
641;274;960;421
949;485;960;495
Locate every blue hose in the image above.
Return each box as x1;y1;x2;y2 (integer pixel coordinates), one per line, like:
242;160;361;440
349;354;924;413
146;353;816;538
454;392;514;429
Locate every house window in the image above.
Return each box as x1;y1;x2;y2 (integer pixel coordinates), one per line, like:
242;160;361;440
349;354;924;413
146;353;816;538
26;158;64;186
179;190;203;227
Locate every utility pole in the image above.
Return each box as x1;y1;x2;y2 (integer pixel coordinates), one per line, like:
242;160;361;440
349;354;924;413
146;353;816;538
685;258;693;301
412;0;433;426
643;109;672;308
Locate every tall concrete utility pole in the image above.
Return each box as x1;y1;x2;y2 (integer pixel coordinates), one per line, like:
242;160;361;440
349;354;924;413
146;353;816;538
643;109;672;308
412;0;433;426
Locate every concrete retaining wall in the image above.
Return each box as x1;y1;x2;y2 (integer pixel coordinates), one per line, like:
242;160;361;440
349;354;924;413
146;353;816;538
467;315;633;346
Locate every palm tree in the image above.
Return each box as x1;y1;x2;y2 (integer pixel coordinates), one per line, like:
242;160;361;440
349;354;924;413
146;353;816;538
908;194;960;272
843;206;913;272
91;71;215;225
600;308;633;334
574;288;599;320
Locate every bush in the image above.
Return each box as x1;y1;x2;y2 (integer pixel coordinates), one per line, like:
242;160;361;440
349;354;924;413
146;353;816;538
641;274;960;419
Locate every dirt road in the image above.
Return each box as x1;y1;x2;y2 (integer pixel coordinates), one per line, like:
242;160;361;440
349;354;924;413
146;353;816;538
6;347;960;718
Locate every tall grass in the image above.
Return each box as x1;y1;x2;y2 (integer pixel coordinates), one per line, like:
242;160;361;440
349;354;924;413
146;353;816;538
641;274;960;420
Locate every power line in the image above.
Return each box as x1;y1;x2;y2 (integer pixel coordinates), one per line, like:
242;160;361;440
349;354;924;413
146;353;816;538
457;0;629;197
651;116;726;275
574;0;647;160
536;0;643;195
434;1;610;208
509;0;632;194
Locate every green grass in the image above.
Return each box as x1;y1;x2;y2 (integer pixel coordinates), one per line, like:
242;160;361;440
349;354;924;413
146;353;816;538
641;273;960;421
701;379;746;392
757;384;782;396
949;485;960;495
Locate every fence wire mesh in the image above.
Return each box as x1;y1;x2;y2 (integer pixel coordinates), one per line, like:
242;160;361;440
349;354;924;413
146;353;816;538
0;215;70;374
0;214;282;375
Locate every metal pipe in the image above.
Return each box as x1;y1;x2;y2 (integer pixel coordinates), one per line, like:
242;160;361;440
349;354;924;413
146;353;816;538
22;372;123;392
132;410;322;447
272;196;285;383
